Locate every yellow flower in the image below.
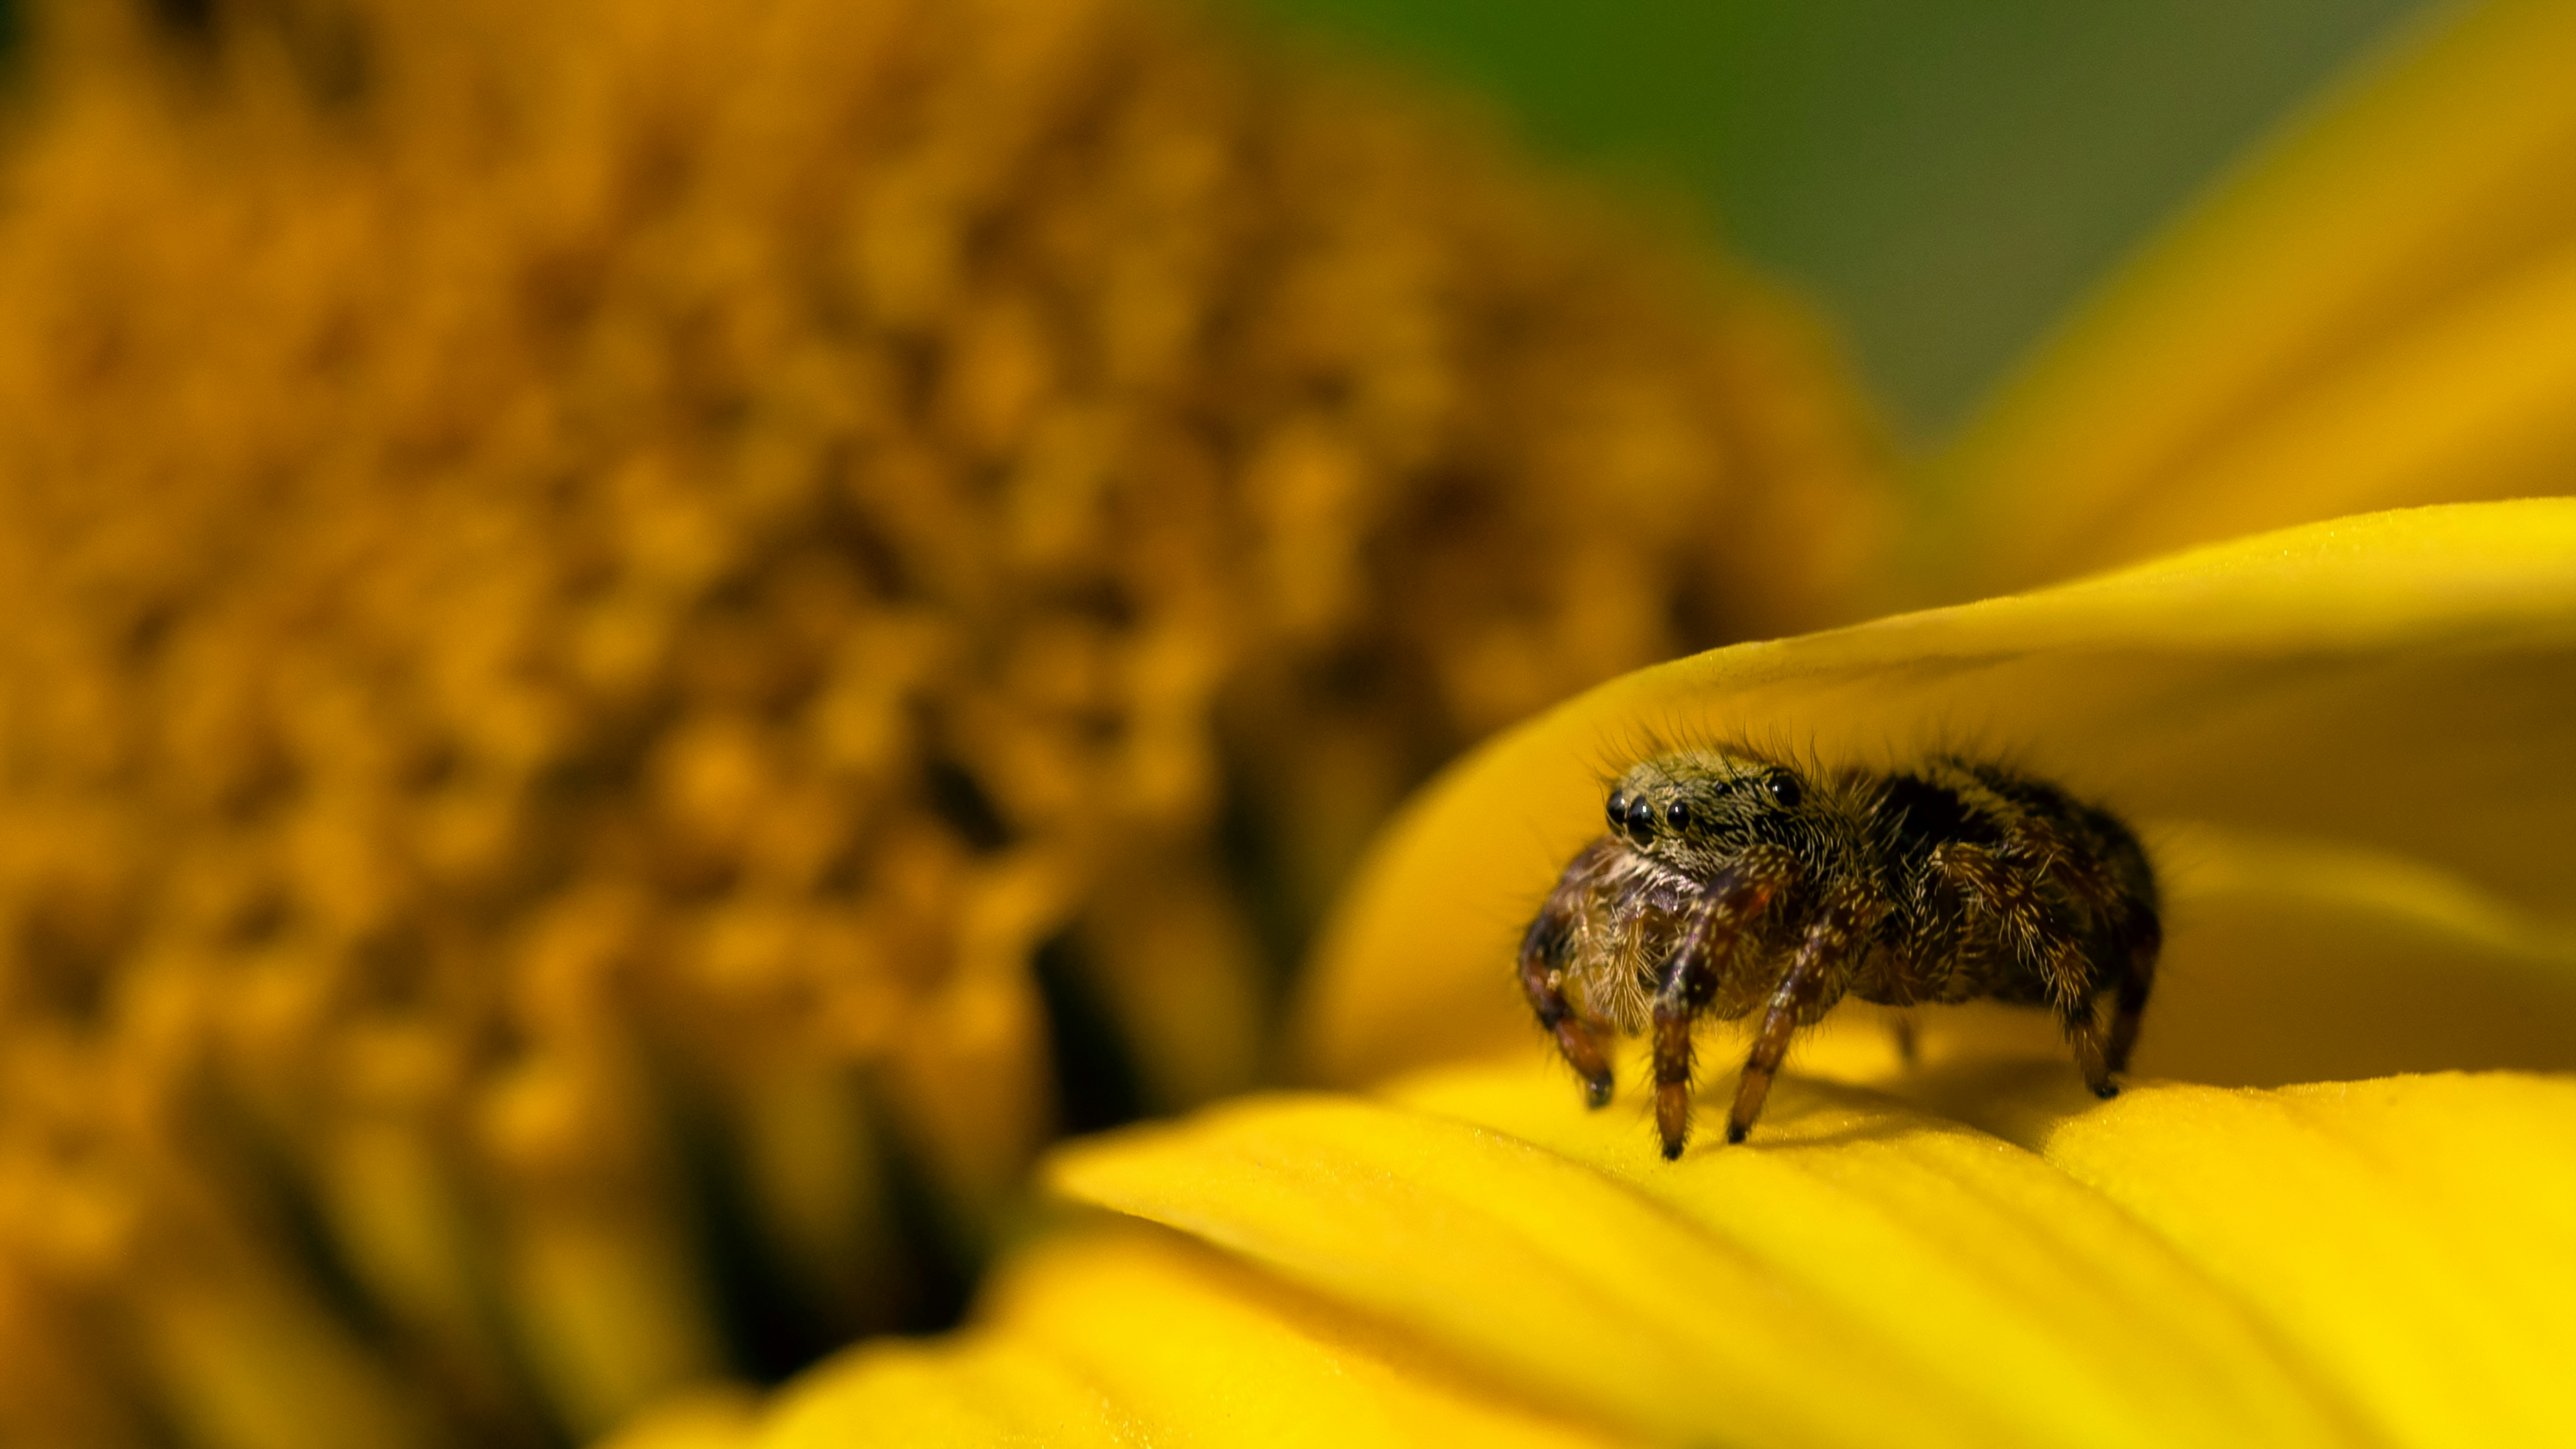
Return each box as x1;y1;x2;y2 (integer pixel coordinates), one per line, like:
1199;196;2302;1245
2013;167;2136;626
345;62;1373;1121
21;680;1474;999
0;0;1882;1444
645;0;2576;1443
1937;0;2576;597
658;499;2576;1449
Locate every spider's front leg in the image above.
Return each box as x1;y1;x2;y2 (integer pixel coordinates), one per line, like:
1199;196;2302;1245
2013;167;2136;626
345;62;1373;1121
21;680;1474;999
1519;841;1620;1108
1726;888;1873;1146
1649;849;1794;1159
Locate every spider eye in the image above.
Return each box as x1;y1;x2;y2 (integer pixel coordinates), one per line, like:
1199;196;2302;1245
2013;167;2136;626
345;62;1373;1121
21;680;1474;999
1624;795;1657;843
1764;772;1804;808
1605;791;1628;833
1664;799;1691;831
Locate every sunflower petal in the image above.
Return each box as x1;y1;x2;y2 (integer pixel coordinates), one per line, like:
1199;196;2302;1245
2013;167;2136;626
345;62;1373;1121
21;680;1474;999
2135;824;2576;1085
1046;1067;2361;1448
1945;0;2576;591
1295;501;2576;1088
753;1226;1630;1449
1950;1071;2576;1447
764;1335;1127;1449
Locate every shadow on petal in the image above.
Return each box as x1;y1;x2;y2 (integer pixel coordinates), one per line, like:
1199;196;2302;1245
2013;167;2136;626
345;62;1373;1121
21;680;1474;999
1050;1067;2364;1449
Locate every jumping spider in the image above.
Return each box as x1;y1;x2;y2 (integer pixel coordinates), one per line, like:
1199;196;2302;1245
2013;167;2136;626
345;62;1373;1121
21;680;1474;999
1517;748;2160;1158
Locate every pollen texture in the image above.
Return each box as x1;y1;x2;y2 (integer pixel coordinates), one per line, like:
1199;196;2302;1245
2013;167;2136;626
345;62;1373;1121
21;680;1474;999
0;1;1888;1442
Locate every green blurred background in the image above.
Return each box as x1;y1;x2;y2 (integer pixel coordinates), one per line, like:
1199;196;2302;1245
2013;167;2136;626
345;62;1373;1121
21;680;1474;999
1237;0;2431;446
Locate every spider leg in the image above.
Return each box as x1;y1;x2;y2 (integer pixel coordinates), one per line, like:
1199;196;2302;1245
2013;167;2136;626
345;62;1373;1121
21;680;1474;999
1929;841;2048;973
2035;900;2162;1099
1994;816;2162;1097
2011;815;2117;912
1648;856;1792;1159
2062;989;2118;1099
2103;906;2162;1075
1726;890;1871;1146
1519;842;1619;1107
2083;806;2163;1076
1935;839;2100;1015
1984;892;2124;1099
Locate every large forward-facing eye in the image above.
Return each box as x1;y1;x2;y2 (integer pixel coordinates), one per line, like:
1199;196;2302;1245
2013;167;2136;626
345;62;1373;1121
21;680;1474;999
1623;795;1657;842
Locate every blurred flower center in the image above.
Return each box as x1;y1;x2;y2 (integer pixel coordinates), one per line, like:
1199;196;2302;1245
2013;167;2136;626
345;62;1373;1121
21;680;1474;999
0;1;1890;1444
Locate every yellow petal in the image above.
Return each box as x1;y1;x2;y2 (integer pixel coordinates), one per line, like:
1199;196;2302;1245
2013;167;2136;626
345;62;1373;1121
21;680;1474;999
753;1226;1629;1449
2135;824;2576;1086
763;1335;1126;1449
1944;0;2576;593
1296;500;2576;1088
1046;1066;2370;1448
1947;1071;2576;1448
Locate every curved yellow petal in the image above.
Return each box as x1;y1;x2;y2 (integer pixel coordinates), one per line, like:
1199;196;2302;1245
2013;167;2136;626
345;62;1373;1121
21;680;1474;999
2138;824;2576;1086
1943;0;2576;593
751;1226;1629;1449
764;1335;1127;1449
1963;237;2576;590
1297;500;2576;1088
1046;1068;2365;1448
1949;1071;2576;1448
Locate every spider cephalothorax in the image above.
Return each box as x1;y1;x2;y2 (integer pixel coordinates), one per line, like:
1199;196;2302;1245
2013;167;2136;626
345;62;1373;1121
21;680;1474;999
1517;747;2161;1157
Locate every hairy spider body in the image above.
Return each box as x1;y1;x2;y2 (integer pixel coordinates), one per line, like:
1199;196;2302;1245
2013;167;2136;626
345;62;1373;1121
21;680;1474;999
1517;749;2160;1158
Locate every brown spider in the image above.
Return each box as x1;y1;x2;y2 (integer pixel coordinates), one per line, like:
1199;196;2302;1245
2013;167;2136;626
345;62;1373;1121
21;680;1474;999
1517;748;2161;1158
